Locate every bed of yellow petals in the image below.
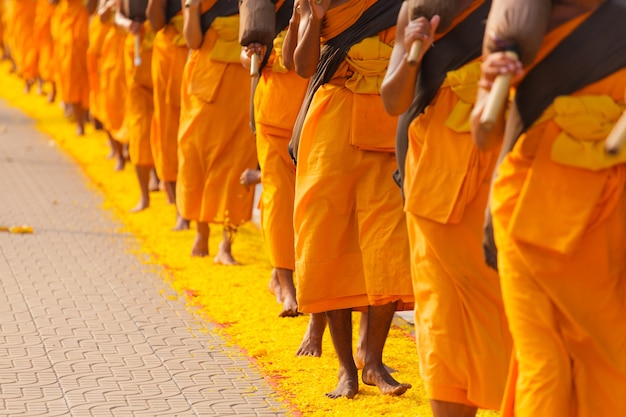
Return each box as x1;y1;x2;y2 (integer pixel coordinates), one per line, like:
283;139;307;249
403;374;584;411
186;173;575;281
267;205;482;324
0;61;499;417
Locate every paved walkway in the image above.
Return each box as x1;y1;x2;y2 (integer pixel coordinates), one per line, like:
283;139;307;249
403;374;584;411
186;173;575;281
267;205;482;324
0;101;286;416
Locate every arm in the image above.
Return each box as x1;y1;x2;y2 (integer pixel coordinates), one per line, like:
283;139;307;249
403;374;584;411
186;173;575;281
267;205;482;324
114;0;141;34
281;0;300;71
85;0;99;15
292;0;328;78
147;0;167;32
470;51;523;150
380;3;439;116
183;0;203;49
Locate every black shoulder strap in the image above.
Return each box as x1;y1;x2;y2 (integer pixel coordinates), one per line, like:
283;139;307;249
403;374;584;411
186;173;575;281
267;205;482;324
200;0;239;34
394;0;491;190
165;0;182;23
289;0;403;164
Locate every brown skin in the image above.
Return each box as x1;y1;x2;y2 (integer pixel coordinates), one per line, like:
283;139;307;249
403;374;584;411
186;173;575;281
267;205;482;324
182;0;203;50
281;0;301;71
296;313;327;356
147;0;167;32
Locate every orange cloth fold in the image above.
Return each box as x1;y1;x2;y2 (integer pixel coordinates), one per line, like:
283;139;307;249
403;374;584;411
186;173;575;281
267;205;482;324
176;15;257;227
151;15;188;182
254;31;309;270
99;24;128;142
491;20;626;417
294;0;413;314
55;0;89;108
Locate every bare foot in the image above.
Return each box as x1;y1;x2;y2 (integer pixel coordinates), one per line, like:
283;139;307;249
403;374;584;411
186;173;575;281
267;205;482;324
326;368;358;399
214;240;239;265
129;199;148;213
24;79;34;93
279;291;300;317
76;123;85;136
149;169;160;192
172;215;190;231
47;90;56;103
191;236;209;257
296;313;326;357
114;157;125;171
362;364;411;396
268;269;282;303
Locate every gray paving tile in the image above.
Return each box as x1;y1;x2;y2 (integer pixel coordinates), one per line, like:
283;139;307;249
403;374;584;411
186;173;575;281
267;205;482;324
0;101;287;416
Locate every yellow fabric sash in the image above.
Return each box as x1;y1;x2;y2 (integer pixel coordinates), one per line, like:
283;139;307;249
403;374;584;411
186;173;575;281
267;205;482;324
548;95;626;170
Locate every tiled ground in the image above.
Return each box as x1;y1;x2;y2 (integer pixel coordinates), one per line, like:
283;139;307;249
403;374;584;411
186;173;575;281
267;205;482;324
0;101;286;416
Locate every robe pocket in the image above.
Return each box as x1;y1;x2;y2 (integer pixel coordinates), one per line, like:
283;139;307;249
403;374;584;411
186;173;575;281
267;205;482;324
187;56;228;104
349;94;396;152
509;135;608;255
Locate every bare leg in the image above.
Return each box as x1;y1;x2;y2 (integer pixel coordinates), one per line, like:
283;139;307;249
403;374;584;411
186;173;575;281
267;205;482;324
163;181;190;231
276;268;299;317
163;181;177;205
111;137;126;171
325;309;359;399
430;400;478;417
268;268;282;303
296;313;326;357
191;222;209;257
73;104;85;136
130;165;151;212
148;168;160;192
214;228;239;265
355;312;368;369
47;82;56;103
361;302;411;396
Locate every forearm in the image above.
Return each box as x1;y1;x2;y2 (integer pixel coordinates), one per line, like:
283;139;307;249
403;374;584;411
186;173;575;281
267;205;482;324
381;50;419;115
183;2;203;49
147;0;166;32
293;13;321;78
282;17;300;72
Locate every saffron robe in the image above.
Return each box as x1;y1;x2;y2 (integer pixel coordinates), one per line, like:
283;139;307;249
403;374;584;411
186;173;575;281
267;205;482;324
491;14;626;417
293;0;414;314
176;9;257;227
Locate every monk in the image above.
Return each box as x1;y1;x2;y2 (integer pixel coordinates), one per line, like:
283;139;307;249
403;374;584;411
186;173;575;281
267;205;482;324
290;0;414;399
53;0;90;135
177;0;257;264
147;0;189;230
115;1;155;212
86;0;109;129
98;0;128;171
240;0;308;317
9;0;38;92
34;0;57;101
380;1;512;415
471;1;626;416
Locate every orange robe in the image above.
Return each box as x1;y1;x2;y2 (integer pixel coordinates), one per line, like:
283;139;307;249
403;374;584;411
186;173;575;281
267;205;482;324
293;0;413;314
403;1;512;409
490;17;626;417
99;23;127;142
151;12;188;182
124;23;154;167
10;0;37;81
34;0;55;83
254;31;308;271
177;12;257;227
87;13;110;123
56;0;89;108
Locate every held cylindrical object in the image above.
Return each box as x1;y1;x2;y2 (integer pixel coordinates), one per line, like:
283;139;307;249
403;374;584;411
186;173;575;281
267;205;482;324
480;51;518;131
605;110;626;155
134;34;142;66
238;0;275;77
407;39;422;66
185;0;192;7
250;53;260;77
